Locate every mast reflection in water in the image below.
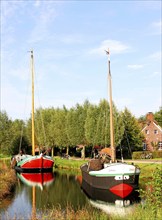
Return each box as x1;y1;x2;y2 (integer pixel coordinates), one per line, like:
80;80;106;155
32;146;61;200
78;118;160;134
17;172;54;220
0;171;88;219
0;171;141;219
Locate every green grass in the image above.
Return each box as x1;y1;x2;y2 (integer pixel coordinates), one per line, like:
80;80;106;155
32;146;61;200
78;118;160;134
36;160;162;220
54;156;89;169
0;157;162;220
137;163;161;189
151;158;162;160
0;154;11;159
54;157;161;191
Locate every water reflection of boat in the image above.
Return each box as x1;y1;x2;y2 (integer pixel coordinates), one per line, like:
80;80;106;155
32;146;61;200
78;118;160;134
81;177;140;204
16;171;54;219
80;50;140;200
89;199;135;217
76;174;140;217
17;172;54;190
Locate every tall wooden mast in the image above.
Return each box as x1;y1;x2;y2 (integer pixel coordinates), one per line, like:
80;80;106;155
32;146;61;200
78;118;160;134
30;50;35;156
106;49;116;162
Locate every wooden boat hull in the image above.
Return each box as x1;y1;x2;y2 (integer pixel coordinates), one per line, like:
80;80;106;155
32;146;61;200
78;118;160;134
81;178;140;204
80;162;140;201
15;155;54;173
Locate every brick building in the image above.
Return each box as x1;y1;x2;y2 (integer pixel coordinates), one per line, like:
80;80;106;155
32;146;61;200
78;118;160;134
141;112;162;151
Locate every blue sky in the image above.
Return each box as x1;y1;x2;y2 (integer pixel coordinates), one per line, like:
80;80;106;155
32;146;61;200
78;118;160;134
1;0;161;120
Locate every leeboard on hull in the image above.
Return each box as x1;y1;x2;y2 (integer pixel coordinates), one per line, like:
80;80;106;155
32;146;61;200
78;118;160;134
15;155;54;173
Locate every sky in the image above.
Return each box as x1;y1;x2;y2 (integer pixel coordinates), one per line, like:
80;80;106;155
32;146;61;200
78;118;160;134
1;0;161;120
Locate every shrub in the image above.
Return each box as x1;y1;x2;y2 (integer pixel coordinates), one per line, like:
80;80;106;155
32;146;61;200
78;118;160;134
132;151;162;159
152;151;162;158
132;151;145;159
132;151;152;159
139;168;162;219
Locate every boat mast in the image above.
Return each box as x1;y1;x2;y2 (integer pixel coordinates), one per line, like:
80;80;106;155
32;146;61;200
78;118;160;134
30;50;35;156
106;49;116;162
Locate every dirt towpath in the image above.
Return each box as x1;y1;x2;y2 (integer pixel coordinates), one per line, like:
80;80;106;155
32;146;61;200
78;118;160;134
122;159;162;164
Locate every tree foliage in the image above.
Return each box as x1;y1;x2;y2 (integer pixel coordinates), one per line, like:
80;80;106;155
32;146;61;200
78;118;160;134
0;111;29;155
121;108;144;156
154;107;162;127
0;111;12;154
1;102;148;157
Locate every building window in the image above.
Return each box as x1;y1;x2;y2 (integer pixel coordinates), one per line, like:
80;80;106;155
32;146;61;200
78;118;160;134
143;143;147;151
154;130;158;134
158;142;162;150
145;130;149;134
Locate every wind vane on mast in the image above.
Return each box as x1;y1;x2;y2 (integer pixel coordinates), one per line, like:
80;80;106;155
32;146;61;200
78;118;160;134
105;48;110;59
105;48;111;76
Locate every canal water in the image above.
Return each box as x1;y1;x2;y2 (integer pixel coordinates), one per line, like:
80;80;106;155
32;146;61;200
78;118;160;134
0;160;141;219
0;169;89;219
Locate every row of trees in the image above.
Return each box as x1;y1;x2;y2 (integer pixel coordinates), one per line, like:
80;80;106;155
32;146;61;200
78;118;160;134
0;99;161;158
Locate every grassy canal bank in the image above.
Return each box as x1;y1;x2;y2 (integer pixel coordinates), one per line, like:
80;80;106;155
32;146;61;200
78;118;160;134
0;161;17;202
0;157;161;220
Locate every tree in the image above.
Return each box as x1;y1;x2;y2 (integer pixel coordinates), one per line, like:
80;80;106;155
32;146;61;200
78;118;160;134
52;107;69;154
34;107;58;156
91;99;124;148
94;99;110;147
113;107;125;147
154;107;162;127
85;103;100;146
10;119;29;155
34;108;50;146
120;108;144;157
66;101;90;159
0;111;12;155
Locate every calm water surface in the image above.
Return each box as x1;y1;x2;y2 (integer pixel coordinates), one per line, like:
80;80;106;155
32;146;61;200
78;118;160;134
0;160;141;219
0;168;89;219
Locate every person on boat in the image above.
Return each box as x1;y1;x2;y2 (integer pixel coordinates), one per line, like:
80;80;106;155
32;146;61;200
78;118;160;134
40;148;47;156
15;150;24;162
11;149;25;168
19;150;23;156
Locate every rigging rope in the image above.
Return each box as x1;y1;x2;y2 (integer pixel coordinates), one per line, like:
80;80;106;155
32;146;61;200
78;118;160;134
34;68;47;147
19;73;30;153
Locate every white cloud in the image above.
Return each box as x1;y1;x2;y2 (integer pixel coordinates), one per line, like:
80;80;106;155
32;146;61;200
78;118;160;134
34;0;41;7
89;40;130;56
151;20;162;35
1;1;21;25
149;71;160;78
148;51;161;61
127;64;144;70
28;2;58;44
152;21;162;28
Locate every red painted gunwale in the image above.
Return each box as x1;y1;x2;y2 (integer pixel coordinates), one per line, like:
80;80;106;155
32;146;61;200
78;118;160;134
20;156;54;169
